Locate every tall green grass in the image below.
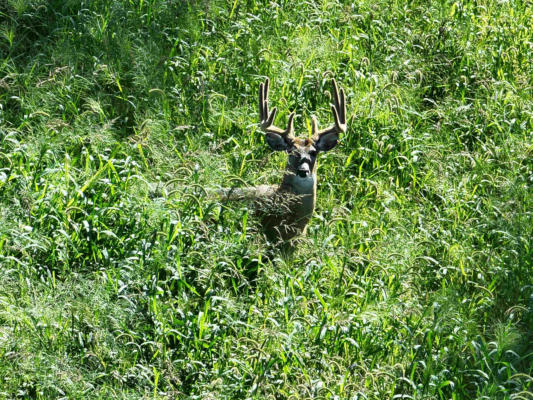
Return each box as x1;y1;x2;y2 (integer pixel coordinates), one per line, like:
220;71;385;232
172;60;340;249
0;0;531;398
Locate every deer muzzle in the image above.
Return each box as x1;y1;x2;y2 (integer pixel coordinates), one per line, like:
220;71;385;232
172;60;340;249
297;163;310;178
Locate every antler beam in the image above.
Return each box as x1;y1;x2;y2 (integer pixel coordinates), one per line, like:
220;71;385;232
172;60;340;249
311;79;347;139
259;78;295;137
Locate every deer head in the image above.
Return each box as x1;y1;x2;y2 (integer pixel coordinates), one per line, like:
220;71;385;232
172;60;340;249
258;78;347;182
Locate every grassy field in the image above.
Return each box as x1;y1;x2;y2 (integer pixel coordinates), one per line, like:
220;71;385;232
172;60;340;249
0;0;532;398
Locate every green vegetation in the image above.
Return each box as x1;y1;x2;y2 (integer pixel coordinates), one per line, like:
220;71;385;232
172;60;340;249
0;0;531;398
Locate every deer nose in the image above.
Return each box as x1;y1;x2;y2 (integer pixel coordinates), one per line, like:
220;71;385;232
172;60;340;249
297;163;310;177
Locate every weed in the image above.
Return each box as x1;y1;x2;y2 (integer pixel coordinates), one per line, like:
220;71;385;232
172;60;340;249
0;0;531;398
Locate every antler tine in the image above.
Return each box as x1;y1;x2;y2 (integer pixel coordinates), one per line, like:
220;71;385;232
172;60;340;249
312;78;347;140
259;77;295;137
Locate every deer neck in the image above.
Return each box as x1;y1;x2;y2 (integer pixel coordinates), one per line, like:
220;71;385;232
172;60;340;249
280;173;316;195
279;171;317;217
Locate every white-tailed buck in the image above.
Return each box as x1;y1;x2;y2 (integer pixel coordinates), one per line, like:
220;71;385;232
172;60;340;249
221;77;347;243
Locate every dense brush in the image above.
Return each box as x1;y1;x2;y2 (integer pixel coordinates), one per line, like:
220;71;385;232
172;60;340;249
0;0;531;399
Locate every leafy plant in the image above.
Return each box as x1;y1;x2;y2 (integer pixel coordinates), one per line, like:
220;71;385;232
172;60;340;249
0;0;531;398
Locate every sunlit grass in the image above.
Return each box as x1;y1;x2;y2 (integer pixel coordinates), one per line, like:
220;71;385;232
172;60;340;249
0;0;531;398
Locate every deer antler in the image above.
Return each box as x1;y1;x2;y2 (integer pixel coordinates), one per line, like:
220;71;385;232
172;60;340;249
259;77;295;139
311;79;347;141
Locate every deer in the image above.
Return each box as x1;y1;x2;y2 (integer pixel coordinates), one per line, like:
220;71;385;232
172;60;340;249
220;77;347;244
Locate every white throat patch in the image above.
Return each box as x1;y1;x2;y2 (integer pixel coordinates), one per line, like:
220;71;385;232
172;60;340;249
291;175;315;194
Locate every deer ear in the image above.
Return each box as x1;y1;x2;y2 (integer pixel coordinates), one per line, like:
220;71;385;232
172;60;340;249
265;132;291;151
314;131;339;152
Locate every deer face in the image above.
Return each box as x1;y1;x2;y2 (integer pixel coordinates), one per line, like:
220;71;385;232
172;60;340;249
288;139;317;178
267;137;321;179
265;130;341;179
259;77;346;180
